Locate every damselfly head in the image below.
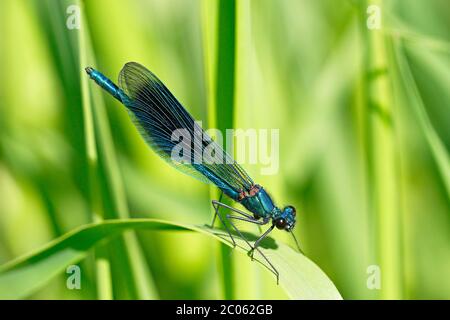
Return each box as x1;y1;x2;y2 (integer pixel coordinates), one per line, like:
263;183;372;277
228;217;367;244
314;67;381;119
275;205;296;231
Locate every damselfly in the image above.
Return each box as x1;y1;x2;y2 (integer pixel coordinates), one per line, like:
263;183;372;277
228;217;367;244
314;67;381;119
86;62;301;283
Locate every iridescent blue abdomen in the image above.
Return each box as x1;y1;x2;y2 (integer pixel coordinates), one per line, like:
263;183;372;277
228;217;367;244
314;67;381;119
85;67;125;103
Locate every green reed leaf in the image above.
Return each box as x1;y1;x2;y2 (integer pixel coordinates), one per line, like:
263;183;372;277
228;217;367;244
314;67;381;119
0;218;342;300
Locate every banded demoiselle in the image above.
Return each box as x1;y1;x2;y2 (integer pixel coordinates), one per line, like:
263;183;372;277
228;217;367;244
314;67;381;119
86;62;301;282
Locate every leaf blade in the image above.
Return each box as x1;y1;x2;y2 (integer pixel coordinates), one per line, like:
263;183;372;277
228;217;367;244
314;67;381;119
0;219;342;300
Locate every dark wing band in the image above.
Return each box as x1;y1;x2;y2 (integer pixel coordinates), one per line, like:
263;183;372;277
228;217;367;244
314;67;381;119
118;62;254;197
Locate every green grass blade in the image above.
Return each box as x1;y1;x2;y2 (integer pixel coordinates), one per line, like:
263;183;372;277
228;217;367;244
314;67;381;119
0;219;342;300
78;1;158;299
202;0;237;299
392;41;450;196
360;0;403;299
78;1;113;300
213;0;237;298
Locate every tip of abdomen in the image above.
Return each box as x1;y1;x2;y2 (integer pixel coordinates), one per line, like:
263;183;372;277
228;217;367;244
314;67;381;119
85;67;94;75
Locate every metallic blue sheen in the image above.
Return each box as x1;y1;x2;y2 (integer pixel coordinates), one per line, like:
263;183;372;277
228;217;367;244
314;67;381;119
240;187;275;218
86;67;125;103
85;63;297;232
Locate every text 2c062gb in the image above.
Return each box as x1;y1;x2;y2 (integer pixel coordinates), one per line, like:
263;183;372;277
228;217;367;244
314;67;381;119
220;304;273;315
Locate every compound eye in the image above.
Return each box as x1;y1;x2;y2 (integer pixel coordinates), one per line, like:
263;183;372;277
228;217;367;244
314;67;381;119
286;206;296;217
275;218;287;230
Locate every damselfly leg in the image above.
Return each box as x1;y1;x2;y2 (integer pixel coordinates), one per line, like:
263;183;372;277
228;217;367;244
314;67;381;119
209;192;223;229
247;224;275;259
210;199;279;283
209;192;237;247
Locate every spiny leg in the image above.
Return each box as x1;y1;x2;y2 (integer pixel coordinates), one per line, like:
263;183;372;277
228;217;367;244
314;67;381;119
225;214;264;251
248;224;275;259
210;200;279;283
259;247;279;284
209;191;223;228
209;196;237;248
212;200;257;220
224;214;279;283
211;201;269;248
210;198;265;246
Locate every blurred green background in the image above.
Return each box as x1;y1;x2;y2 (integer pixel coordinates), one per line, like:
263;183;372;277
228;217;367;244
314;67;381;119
0;0;449;299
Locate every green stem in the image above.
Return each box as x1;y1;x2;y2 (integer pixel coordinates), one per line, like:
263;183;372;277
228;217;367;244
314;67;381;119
78;0;113;299
201;0;237;299
78;0;158;299
364;0;403;299
215;0;237;300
